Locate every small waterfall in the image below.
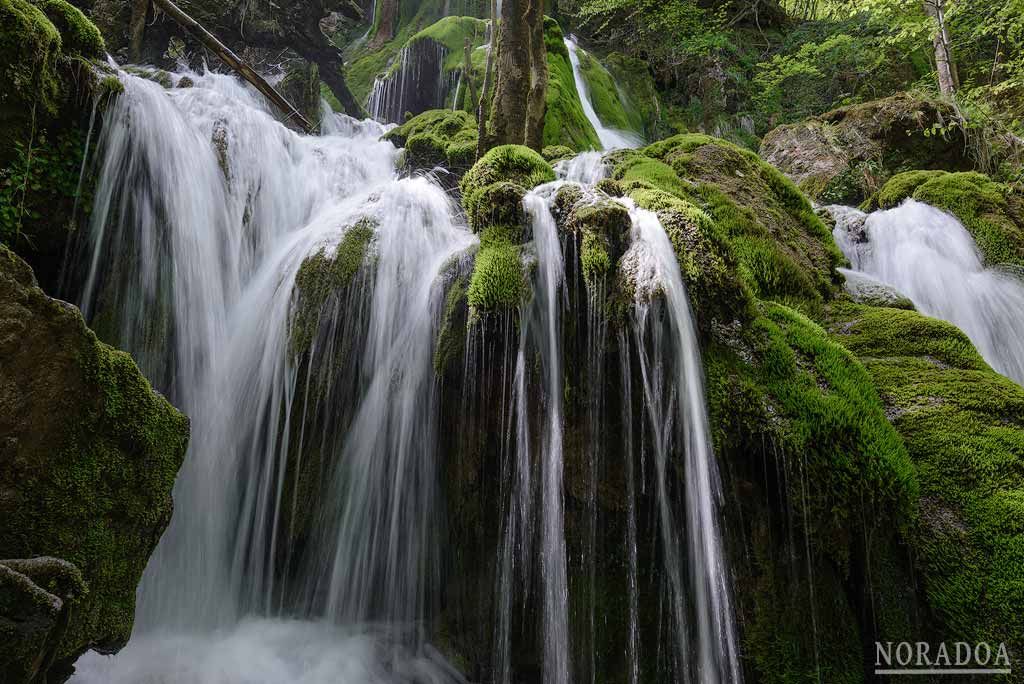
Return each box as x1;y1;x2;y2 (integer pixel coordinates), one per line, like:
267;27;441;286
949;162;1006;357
831;200;1024;383
564;37;643;151
70;67;476;682
619;200;742;682
368;40;450;124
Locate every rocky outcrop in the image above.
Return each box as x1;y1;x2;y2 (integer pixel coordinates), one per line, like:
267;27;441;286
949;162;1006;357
760;93;972;205
0;245;189;680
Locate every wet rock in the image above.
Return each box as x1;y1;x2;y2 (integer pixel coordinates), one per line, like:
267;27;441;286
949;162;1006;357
838;268;915;310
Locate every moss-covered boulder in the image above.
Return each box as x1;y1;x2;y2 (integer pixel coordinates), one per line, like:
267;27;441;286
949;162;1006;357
0;245;189;678
460;144;555;232
609;133;842;324
828;302;1024;663
760;93;972;205
383;109;478;175
869;170;1024;268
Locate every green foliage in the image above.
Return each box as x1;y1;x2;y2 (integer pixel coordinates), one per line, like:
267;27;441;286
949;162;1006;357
0;127;87;247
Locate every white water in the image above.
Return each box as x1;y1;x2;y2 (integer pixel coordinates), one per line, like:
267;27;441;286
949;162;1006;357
619;200;742;683
564;37;643;151
832;200;1024;383
71;67;475;683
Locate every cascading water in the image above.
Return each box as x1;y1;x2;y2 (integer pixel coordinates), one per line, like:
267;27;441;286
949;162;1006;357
564;37;643;151
492;147;741;684
618;199;742;683
69;66;476;683
368;40;450;124
831;200;1024;383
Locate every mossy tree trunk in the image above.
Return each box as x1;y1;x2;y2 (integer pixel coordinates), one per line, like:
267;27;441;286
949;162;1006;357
476;0;497;156
369;0;398;49
486;0;546;150
524;0;547;150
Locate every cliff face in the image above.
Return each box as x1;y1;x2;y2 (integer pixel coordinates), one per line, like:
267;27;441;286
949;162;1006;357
0;245;189;683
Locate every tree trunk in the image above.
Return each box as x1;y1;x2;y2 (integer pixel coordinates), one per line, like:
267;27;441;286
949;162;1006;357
476;0;497;156
294;43;367;119
149;0;316;132
924;0;957;97
523;0;548;151
129;0;149;61
463;37;478;114
369;0;398;49
488;0;532;146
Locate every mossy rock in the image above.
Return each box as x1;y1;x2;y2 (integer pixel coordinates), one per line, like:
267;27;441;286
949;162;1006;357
828;302;1024;658
0;245;189;673
610;133;842;320
870;170;1024;268
542;145;574;162
562;195;631;288
460;144;555;231
760;93;972;205
576;46;642;138
383;109;478;174
0;0;62;120
542;17;601;152
466;225;524;312
290;218;376;358
31;0;105;59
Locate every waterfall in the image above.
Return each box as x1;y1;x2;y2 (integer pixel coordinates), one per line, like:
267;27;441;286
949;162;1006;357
619;199;742;683
564;37;643;151
368;40;450;124
831;200;1024;384
70;67;476;682
490;154;741;684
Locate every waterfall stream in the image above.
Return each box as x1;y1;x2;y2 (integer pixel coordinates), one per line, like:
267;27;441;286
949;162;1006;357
564;37;643;151
66;62;739;684
831;200;1024;384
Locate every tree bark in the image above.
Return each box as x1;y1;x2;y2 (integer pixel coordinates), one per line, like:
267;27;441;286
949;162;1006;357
129;0;149;61
369;0;398;49
463;37;478;113
476;0;497;156
924;0;957;97
488;0;531;146
149;0;316;132
524;0;548;150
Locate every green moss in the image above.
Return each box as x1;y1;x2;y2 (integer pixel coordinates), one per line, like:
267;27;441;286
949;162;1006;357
466;225;524;311
611;133;843;318
383;108;478;171
0;0;62;119
704;300;919;683
31;0;104;59
872;170;1024;268
0;244;189;663
290;219;376;357
460;144;555;231
542;18;600;152
410;15;487;73
602;52;661;139
576;47;640;136
433;275;468;374
828;302;1024;653
542;145;574;162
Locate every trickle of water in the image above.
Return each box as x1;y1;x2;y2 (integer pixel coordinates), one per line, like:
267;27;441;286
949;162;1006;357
619;199;743;683
564;38;643;151
831;200;1024;383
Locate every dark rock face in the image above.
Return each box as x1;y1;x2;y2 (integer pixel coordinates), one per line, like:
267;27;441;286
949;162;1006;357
760;93;972;205
0;245;189;680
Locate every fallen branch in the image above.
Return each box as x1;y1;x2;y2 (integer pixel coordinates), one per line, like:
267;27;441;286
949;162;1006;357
149;0;315;133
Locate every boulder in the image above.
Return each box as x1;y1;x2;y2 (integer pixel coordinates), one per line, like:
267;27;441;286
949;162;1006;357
0;245;189;679
760;93;971;205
